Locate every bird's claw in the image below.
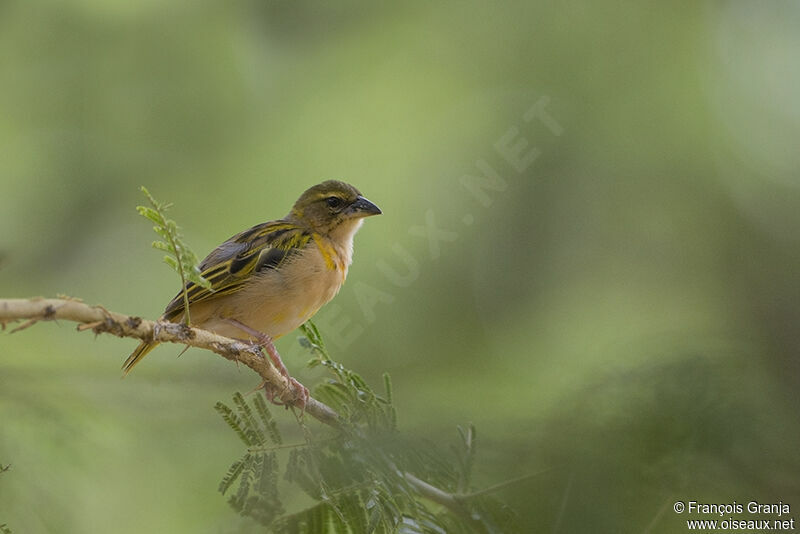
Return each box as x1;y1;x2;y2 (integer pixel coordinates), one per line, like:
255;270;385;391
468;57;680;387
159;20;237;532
287;376;309;413
224;318;308;413
262;377;308;414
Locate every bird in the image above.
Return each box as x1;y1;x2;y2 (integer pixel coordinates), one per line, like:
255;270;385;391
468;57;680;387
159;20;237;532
122;180;381;403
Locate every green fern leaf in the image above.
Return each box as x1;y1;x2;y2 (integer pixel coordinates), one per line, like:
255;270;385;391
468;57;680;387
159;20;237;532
253;394;282;445
136;206;163;225
229;453;254;513
232;392;266;446
219;457;246;495
214;401;252;446
163;256;179;271
137;186;211;323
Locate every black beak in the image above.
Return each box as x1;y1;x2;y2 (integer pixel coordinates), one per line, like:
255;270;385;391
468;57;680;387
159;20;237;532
348;196;382;217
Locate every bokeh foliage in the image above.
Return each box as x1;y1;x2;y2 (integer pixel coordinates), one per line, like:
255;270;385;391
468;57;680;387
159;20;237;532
2;1;800;532
214;323;515;533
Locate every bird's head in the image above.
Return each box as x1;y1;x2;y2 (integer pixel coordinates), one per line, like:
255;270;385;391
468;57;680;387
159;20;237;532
288;180;381;237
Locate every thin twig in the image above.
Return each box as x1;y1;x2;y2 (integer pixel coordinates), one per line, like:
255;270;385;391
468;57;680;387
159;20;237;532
10;318;38;334
456;466;557;499
551;469;575;534
246;438;337;453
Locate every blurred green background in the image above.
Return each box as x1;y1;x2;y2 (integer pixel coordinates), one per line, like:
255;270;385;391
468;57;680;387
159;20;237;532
2;1;800;532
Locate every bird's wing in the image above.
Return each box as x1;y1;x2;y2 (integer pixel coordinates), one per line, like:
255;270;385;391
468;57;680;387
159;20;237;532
162;220;312;321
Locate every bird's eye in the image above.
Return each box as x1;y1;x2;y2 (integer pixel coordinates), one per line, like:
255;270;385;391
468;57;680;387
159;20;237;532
325;196;343;209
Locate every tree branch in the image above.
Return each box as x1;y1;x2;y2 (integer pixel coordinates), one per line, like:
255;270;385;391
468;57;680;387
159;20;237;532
0;297;339;427
0;297;474;516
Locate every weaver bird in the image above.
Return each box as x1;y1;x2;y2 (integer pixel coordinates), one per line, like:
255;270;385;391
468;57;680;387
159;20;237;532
123;180;381;403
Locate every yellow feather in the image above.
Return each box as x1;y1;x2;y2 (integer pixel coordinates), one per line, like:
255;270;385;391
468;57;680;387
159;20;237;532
311;233;338;271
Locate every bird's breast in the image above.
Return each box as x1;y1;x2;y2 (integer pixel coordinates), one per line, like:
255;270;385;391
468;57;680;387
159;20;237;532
230;240;348;338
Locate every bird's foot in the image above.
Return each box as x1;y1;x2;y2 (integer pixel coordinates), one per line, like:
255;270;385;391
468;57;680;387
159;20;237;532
262;376;309;412
225;318;309;412
260;378;308;415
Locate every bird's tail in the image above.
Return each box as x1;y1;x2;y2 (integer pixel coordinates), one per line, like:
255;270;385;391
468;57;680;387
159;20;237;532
122;341;160;376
